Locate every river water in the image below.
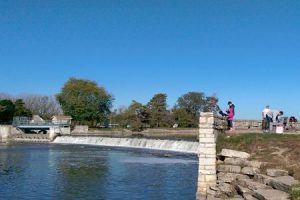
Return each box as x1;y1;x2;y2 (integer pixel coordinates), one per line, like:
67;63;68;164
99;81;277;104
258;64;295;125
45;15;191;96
0;143;198;200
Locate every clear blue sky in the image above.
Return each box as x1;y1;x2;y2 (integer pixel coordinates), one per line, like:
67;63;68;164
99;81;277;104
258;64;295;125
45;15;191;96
1;0;300;119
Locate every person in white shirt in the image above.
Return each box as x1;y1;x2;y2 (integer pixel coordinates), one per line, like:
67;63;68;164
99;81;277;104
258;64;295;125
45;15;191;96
262;105;270;132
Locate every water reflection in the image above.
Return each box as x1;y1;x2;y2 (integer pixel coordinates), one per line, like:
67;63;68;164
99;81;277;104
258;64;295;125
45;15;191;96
0;144;198;200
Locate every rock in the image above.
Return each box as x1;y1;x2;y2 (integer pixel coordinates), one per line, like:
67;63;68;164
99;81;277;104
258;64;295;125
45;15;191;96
269;176;299;193
196;193;207;200
220;149;250;159
218;172;249;183
237;179;269;191
244;194;258;200
206;195;223;200
266;169;288;177
254;174;274;185
244;160;263;168
217;165;241;174
229;194;244;200
218;182;236;197
253;189;289;200
217;160;224;165
235;185;252;196
242;167;260;176
224;158;246;166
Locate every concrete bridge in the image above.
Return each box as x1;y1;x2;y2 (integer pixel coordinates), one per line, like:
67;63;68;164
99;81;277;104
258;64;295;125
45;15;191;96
12;116;71;135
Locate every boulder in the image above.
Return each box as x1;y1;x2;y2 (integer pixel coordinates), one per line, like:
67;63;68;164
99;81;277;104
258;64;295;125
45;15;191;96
217;165;241;174
269;176;299;193
242;167;260;176
266;169;288;177
220;149;250;159
253;189;289;200
237;179;269;191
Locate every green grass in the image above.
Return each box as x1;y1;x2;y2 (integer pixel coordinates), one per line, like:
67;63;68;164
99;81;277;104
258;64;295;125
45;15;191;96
291;184;300;200
217;133;300;153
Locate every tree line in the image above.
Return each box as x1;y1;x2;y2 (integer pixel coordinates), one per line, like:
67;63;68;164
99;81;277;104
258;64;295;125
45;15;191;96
0;78;217;130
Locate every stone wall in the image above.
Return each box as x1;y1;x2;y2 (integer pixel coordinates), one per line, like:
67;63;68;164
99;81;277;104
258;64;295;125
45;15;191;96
234;120;262;130
197;112;227;198
234;119;300;130
72;125;89;133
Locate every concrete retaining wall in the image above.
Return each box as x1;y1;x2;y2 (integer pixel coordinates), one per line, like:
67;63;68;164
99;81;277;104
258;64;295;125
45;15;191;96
72;125;89;133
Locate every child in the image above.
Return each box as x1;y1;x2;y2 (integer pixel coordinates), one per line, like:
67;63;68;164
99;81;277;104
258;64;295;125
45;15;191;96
227;101;235;131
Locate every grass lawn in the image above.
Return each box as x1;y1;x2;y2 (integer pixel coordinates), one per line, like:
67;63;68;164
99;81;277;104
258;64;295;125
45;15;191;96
217;133;300;199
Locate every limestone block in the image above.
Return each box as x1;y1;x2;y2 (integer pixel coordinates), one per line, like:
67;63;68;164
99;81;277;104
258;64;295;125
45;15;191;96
199;137;216;143
207;117;214;124
200;117;207;123
217;165;241;174
254;174;274;185
205;165;216;170
201;170;217;175
241;167;260;176
199;147;216;155
217;182;236;197
237;179;269;191
253;189;289;200
205;143;216;148
266;169;289;177
205;174;217;183
206;195;223;200
218;172;249;184
224;158;246;166
235;185;252;197
220;149;250;159
244;160;263;168
200;158;217;165
269;176;299;193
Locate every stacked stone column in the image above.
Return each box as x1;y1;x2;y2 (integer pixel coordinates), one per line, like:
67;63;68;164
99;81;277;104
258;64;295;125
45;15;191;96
197;112;218;198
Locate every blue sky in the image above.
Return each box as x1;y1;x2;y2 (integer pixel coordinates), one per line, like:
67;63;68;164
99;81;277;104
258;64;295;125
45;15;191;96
1;0;300;119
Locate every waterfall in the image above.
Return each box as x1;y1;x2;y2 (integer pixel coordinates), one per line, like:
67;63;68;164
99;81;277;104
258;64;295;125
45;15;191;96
53;136;199;154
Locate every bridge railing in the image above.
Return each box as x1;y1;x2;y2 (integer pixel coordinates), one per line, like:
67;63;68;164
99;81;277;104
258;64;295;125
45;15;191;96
13;117;70;127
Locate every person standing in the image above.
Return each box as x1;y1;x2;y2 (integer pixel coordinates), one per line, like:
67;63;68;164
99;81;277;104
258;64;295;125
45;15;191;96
262;105;271;132
266;110;284;132
226;101;235;131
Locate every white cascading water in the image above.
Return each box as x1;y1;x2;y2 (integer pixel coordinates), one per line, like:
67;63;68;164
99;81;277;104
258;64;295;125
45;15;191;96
53;136;199;154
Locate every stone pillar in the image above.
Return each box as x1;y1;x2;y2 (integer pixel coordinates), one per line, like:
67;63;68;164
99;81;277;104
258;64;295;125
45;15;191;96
49;127;60;141
0;125;12;142
197;112;218;198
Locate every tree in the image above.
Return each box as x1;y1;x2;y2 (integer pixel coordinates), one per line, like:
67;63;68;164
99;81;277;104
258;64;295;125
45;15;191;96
14;99;32;117
0;99;15;123
116;101;149;131
147;93;171;128
173;92;207;127
21;95;62;119
56;78;113;126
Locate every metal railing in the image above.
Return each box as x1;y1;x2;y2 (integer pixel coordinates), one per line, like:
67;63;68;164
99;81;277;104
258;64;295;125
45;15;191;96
13;116;70;127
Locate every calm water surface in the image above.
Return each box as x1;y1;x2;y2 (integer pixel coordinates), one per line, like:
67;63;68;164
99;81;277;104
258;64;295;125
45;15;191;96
0;143;198;200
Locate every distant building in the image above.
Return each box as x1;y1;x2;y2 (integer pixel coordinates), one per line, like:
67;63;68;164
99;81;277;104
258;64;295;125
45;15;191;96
52;115;72;125
30;115;45;124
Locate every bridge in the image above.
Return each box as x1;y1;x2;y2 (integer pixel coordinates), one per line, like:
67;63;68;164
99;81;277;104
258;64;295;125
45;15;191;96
13;116;71;134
